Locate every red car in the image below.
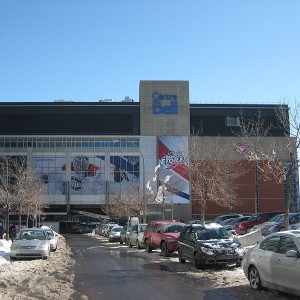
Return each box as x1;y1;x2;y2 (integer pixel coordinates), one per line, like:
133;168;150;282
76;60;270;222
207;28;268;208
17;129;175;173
234;211;283;235
143;221;185;257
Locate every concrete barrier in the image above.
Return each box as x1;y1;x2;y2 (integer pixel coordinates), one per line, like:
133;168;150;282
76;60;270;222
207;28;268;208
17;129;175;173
236;230;264;247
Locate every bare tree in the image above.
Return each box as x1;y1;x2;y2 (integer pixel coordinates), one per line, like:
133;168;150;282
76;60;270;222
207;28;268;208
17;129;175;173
238;102;299;229
104;186;144;223
189;136;246;223
0;155;48;238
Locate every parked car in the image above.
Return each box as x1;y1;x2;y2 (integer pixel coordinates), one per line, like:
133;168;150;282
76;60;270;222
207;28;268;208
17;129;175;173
120;226;132;245
143;221;185;257
10;228;51;260
260;213;300;237
102;224;117;237
250;213;284;233
234;211;283;235
221;216;251;231
42;227;59;252
127;224;147;249
177;223;244;269
242;231;300;297
108;226;123;242
206;213;243;224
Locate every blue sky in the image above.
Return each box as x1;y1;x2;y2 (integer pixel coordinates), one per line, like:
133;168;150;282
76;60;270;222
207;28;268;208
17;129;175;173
1;1;299;104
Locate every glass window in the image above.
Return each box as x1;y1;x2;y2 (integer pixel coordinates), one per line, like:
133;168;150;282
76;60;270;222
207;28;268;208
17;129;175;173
226;116;240;126
277;236;298;254
260;235;280;252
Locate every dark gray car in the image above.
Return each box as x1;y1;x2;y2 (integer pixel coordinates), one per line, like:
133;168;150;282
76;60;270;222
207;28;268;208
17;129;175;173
177;223;244;269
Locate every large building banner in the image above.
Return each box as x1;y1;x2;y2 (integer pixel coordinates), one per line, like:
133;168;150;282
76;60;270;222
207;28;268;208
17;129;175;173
97;155;140;195
158;136;190;204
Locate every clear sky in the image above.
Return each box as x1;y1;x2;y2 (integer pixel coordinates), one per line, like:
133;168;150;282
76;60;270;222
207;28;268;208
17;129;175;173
1;1;299;104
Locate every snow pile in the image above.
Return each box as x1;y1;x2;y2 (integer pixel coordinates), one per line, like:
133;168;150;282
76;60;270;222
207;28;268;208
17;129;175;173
0;239;11;266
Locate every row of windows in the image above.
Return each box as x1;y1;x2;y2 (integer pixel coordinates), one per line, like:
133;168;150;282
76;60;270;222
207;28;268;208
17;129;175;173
0;140;139;149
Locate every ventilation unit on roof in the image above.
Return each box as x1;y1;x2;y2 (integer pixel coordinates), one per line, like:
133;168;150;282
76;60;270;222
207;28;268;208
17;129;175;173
122;96;134;102
99;99;114;102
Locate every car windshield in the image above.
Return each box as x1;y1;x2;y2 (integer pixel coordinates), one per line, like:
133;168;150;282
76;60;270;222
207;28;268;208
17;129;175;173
196;227;231;240
112;227;123;232
163;224;184;233
18;230;46;240
269;214;283;222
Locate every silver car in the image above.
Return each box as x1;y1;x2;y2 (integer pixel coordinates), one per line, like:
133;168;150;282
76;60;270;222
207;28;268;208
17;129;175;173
10;228;51;260
242;230;300;297
127;224;147;249
44;229;59;252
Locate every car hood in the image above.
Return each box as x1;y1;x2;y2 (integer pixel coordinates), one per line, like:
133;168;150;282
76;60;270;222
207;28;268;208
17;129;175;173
196;239;242;249
12;239;48;247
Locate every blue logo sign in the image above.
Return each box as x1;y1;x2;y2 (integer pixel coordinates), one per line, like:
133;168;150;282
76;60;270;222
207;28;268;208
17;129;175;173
152;92;178;115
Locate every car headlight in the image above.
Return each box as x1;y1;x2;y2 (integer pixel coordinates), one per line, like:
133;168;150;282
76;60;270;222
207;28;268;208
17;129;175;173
200;247;214;255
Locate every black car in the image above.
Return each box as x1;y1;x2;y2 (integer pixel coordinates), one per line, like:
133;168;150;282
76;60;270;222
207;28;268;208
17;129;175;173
177;223;244;269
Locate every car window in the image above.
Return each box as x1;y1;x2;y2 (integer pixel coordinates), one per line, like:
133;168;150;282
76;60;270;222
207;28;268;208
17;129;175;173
260;235;280;252
277;236;298;254
163;224;184;233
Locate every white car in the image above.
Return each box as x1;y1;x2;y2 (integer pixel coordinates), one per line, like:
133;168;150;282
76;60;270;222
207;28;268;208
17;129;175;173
242;230;300;297
10;228;51;260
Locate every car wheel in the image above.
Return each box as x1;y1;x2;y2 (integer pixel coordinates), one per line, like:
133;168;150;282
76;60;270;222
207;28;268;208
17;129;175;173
249;266;262;291
137;240;142;249
10;256;16;261
193;252;203;269
128;240;133;248
178;248;185;264
161;242;169;257
145;240;152;253
120;240;123;245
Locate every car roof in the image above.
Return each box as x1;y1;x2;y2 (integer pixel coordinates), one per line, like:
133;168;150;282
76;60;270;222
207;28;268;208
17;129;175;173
268;230;300;238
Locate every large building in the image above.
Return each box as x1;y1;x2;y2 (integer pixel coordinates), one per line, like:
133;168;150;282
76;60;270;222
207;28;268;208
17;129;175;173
0;80;298;223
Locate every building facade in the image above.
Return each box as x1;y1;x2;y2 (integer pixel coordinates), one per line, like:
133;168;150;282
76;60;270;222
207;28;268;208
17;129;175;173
0;80;298;223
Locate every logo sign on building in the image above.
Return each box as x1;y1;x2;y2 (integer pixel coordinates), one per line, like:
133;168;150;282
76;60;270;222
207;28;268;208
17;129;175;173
152;92;178;115
235;143;250;153
158;136;189;204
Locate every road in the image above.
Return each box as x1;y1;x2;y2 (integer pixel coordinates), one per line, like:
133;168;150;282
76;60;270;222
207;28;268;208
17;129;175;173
65;234;241;300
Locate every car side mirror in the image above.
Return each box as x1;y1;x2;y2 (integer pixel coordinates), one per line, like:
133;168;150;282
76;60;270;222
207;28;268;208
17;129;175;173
286;250;298;257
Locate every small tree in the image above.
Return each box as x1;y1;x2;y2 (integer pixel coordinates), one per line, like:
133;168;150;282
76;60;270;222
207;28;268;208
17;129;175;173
189;136;246;223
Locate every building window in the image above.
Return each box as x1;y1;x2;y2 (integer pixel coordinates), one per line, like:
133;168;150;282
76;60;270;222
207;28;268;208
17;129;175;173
226;116;240;127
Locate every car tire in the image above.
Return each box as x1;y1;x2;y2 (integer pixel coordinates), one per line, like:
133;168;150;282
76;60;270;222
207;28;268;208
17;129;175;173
178;248;186;264
193;252;203;269
249;266;262;291
120;240;123;245
10;256;16;261
145;240;152;253
137;240;142;249
128;240;133;248
161;242;169;257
